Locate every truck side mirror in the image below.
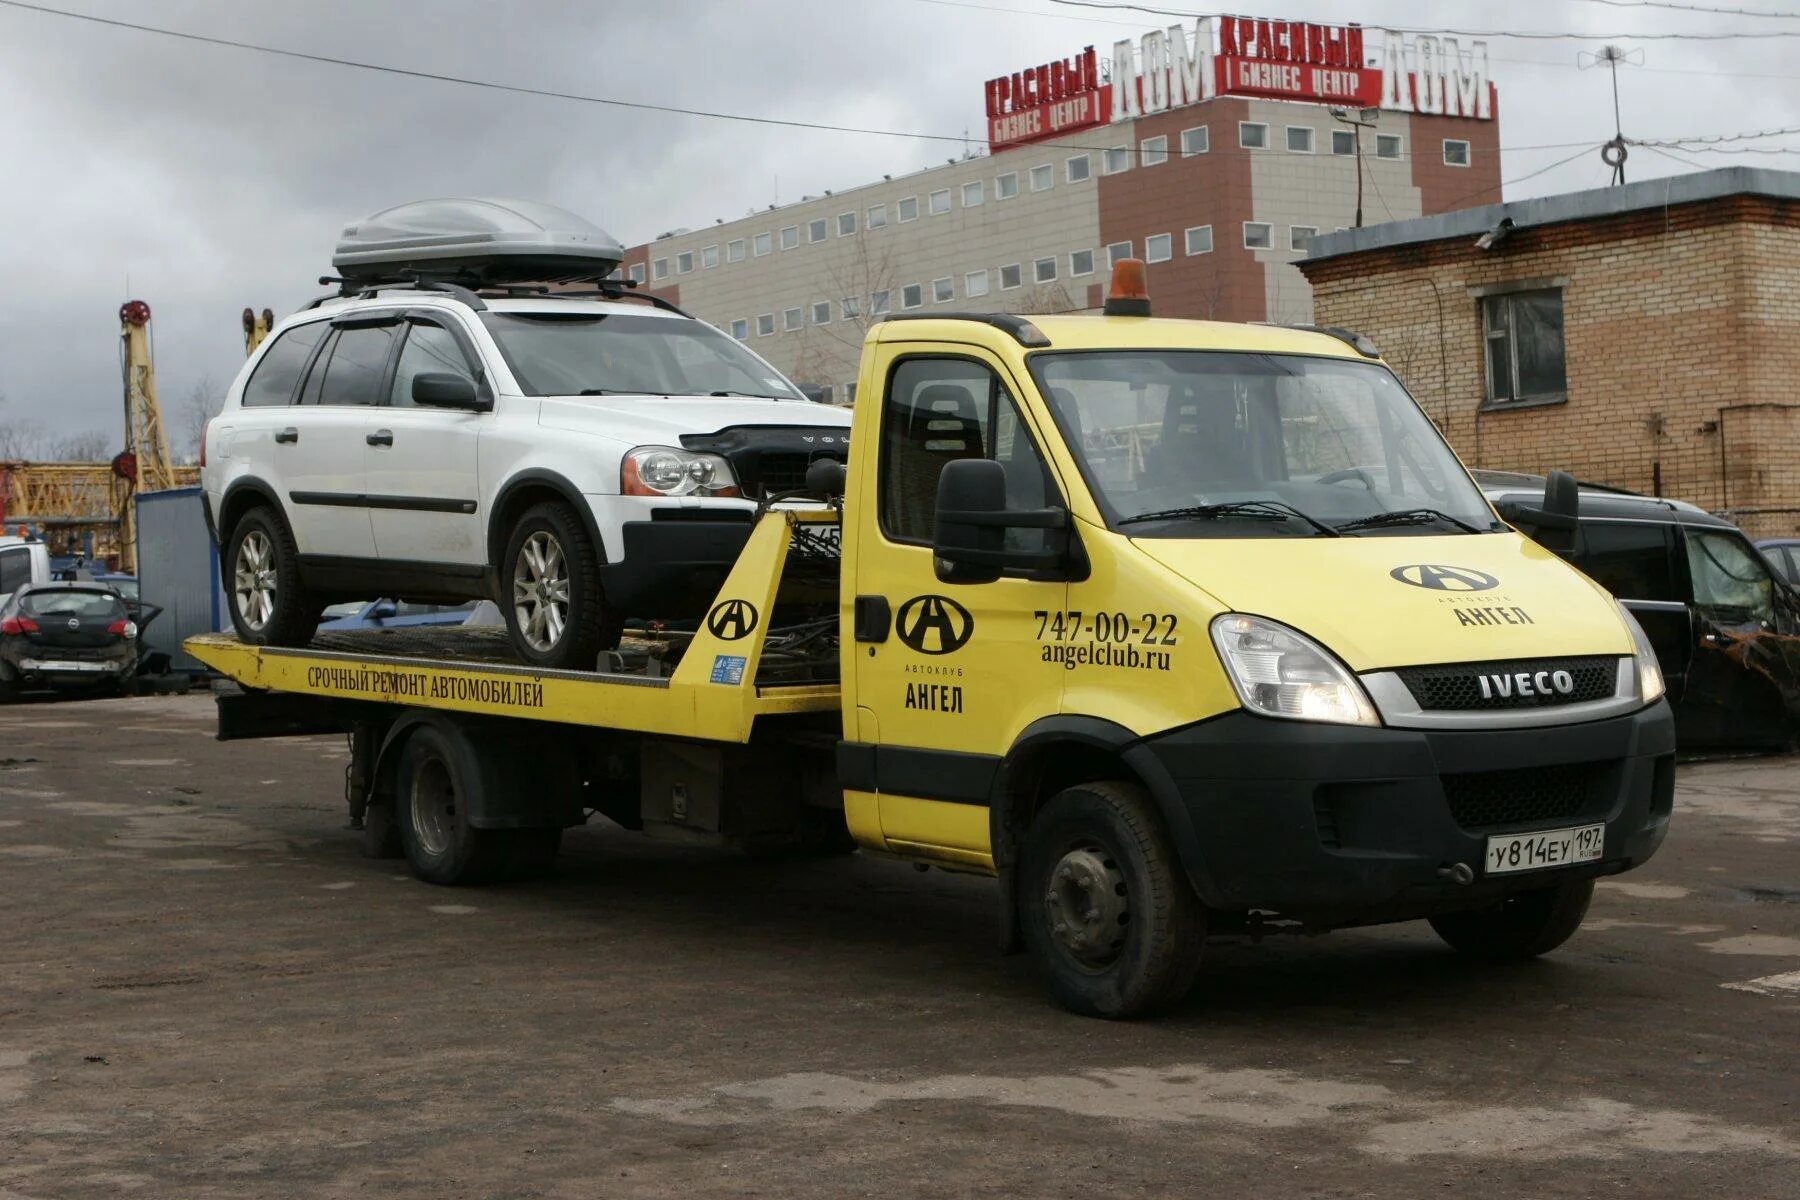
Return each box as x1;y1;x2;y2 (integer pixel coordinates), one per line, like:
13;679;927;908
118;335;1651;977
932;458;1073;585
1497;468;1579;554
412;372;490;411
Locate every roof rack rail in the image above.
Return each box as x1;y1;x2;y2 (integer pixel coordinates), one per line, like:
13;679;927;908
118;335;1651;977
878;311;1051;347
306;273;489;311
1283;324;1381;358
304;272;695;319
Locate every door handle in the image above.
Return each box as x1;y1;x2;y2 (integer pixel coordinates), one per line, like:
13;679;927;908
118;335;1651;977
1699;632;1732;649
366;430;394;447
854;594;890;643
274;427;298;444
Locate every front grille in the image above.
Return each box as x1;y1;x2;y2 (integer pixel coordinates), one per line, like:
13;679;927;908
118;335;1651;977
1442;761;1611;830
1397;656;1617;711
753;452;820;497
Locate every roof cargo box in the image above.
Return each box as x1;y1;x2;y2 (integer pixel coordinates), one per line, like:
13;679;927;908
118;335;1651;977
331;197;625;285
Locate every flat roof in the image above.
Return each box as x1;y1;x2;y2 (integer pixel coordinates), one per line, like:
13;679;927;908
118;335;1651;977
1306;166;1800;263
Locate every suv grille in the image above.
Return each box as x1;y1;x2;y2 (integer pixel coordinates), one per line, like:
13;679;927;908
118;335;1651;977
1442;761;1610;830
1396;656;1617;711
753;452;819;497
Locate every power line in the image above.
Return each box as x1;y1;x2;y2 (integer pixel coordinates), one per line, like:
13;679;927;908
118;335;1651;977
1636;123;1800;146
1570;0;1800;16
1039;0;1800;37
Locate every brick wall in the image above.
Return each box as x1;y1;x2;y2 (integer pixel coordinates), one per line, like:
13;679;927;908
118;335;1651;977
1300;195;1800;538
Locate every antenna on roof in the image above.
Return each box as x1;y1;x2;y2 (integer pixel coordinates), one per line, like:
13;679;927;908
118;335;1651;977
1578;44;1643;186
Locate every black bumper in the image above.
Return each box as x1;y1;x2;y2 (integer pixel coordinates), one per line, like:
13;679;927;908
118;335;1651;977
1132;701;1676;924
600;518;754;618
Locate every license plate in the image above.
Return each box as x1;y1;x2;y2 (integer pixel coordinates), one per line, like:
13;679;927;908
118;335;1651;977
1485;823;1605;875
21;659;111;672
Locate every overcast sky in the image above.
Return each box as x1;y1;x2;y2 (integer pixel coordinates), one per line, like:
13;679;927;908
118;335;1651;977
1;0;1795;453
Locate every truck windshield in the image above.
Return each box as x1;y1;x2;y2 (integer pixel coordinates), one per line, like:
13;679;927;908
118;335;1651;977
1032;351;1500;537
479;311;807;401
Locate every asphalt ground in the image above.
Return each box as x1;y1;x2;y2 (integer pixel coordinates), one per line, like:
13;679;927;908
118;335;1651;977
0;692;1795;1199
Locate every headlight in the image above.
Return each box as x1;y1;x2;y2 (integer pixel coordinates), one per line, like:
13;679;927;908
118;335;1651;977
621;446;739;498
1209;614;1379;727
1618;602;1665;704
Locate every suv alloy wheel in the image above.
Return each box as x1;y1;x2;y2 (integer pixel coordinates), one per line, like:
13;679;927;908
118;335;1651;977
501;501;619;669
225;506;319;647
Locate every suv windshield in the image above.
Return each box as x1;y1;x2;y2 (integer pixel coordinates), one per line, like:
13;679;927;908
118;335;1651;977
479;311;806;400
1032;351;1500;537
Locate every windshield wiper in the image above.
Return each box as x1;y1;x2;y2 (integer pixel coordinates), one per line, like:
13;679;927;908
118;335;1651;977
577;388;631;395
1335;507;1485;534
707;390;791;400
1119;500;1341;537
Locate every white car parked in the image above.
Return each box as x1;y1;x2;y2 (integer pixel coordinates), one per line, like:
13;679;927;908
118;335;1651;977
202;199;851;669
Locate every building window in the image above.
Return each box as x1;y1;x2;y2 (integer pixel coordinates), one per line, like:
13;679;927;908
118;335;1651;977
1065;154;1091;182
902;283;923;309
783;307;803;332
756;313;775;336
965;269;990;298
652;258;669;280
997;172;1019;199
780;226;799;250
1034;256;1057;283
1443;138;1471;167
1180;125;1209;156
1069;249;1094;276
808;218;828;244
727;239;746;263
1289;225;1318;252
868;204;888;229
841;296;861;320
932;276;954;303
1331;129;1355;156
1376;134;1402;160
730;318;749;340
1104;145;1131;174
999;263;1022;289
628;263;646;284
1030;163;1054;191
1286;126;1314;154
754;232;772;256
701;244;719;269
929;188;951;215
676;251;694;274
844;381;858;405
1239;122;1269;149
839;211;857;236
1483;288;1567;405
898;196;919;222
1140;135;1168;166
1144;233;1172;263
870;290;891;315
1243;222;1272;249
962;181;983;207
1106;240;1132;266
812;301;831;325
1184;225;1213;255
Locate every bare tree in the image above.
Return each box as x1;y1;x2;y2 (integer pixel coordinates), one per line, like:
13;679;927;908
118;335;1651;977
0;419;44;461
788;239;901;401
179;374;224;462
46;430;114;462
1007;280;1078;315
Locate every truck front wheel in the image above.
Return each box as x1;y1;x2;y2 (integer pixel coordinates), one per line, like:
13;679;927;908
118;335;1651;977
1428;878;1595;961
1019;781;1204;1018
395;726;513;886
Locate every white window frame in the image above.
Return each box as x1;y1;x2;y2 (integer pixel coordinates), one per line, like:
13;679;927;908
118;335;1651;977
676;250;694;274
700;244;719;269
962;180;984;207
652;258;669;280
1030;163;1054;191
1238;121;1269;150
1140;135;1169;167
841;296;861;320
999;263;1022;290
1180;125;1209;157
1033;256;1057;283
932;276;954;303
756;313;775;336
897;196;919;222
996;172;1019;199
838;211;857;236
901;283;924;309
727;239;746;263
1443;138;1472;167
1376;133;1403;160
867;204;888;229
1144;233;1172;263
1104;145;1131;174
780;226;799;250
1285;126;1315;154
807;218;828;244
753;232;772;256
1105;241;1132;267
1289;225;1318;252
1065;154;1091;183
783;307;803;331
964;269;990;298
730;318;749;340
870;290;892;315
1243;222;1273;249
628;263;646;284
928;188;951;215
811;301;832;326
1184;225;1213;256
1330;129;1355;156
1069;249;1094;276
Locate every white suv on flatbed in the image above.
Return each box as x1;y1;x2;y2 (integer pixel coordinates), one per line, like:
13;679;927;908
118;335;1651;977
202;199;851;669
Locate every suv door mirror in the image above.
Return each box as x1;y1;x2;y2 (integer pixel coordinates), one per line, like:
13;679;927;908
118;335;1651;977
1497;468;1579;553
412;372;489;410
932;458;1073;585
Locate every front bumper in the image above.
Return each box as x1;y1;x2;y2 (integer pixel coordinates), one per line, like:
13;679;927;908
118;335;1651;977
599;514;754;618
1136;700;1675;924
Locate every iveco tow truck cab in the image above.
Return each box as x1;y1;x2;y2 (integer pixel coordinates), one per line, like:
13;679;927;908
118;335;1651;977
190;260;1674;1018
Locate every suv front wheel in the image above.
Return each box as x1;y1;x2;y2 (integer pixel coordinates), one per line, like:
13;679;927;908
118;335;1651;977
502;501;619;670
225;506;319;647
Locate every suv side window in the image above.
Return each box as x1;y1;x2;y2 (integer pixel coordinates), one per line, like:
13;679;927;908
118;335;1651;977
242;321;328;407
316;324;398;407
0;547;33;594
878;357;1056;551
390;321;476;408
1569;522;1677;601
1685;530;1775;625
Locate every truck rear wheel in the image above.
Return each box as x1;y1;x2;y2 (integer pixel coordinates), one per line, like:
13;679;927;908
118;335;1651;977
395;725;513;885
1428;878;1595;961
1019;781;1204;1018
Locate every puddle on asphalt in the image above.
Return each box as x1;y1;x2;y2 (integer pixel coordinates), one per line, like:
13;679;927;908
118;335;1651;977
1596;881;1691;901
428;904;480;915
1360;1097;1796;1161
109;758;185;768
1698;933;1800;957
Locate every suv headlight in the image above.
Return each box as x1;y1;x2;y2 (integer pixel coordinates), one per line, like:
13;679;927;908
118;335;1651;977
621;446;740;498
1210;614;1379;727
1618;602;1666;704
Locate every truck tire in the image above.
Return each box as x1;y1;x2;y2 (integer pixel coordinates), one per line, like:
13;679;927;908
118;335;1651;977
1428;879;1595;961
501;501;619;670
1019;781;1204;1018
224;506;318;647
394;725;513;885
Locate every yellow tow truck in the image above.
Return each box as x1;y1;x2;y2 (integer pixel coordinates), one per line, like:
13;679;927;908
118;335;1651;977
190;264;1675;1017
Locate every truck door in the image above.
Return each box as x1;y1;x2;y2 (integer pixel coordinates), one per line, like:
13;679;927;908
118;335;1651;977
850;347;1069;863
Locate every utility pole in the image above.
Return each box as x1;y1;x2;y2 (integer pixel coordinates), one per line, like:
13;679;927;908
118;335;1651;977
1330;107;1380;228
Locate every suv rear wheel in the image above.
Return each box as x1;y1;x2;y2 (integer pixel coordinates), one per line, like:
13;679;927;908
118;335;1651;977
501;501;618;669
225;506;318;646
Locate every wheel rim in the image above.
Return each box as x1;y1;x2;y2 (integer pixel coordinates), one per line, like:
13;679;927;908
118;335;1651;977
512;530;570;652
409;756;456;857
232;530;277;631
1042;842;1131;969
